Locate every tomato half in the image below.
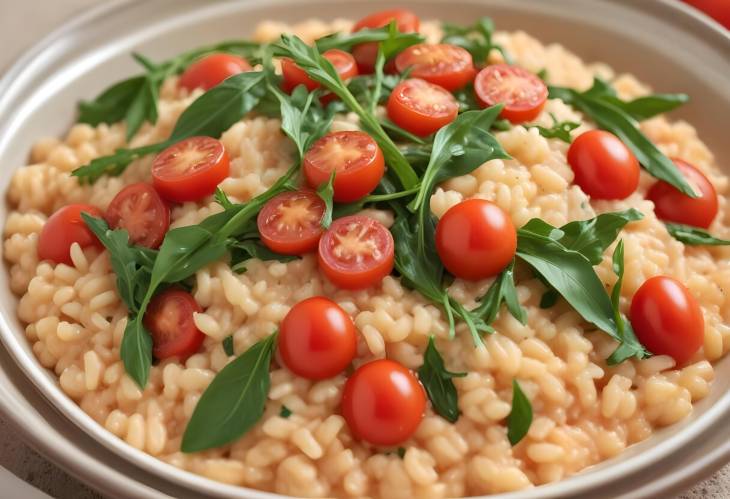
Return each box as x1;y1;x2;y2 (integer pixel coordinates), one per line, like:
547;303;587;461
257;190;325;255
37;204;103;265
303;131;385;202
104;183;170;249
341;359;426;446
435;199;517;281
646;158;718;229
278;296;357;380
151;136;230;203
351;9;421;74
630;276;704;365
179;53;252;92
567;130;640;200
318;215;394;290
394;44;475;91
473;64;548;123
387;78;459;137
281;49;358;93
143;289;205;360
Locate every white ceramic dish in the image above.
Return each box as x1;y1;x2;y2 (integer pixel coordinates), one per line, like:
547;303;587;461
1;1;729;498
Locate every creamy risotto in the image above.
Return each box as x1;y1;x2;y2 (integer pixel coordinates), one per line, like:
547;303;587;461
4;12;730;498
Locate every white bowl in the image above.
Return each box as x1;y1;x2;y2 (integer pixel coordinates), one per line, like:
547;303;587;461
1;1;729;497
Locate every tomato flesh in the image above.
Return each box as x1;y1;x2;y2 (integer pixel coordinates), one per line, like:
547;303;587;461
341;359;426;446
104;183;170;249
278;296;357;380
630;276;704;365
179;53;251;91
151;136;230;203
144;289;205;360
318;215;394;290
395;44;475;91
387;78;459;137
474;64;548;123
257;190;325;255
351;9;421;74
38;204;103;265
281;49;358;93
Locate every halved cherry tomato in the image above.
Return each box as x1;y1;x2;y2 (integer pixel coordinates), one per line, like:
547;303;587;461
179;53;251;92
473;64;548;123
278;296;357;380
351;9;421;74
318;215;394;290
435;199;516;281
303;131;385;202
341;359;426;446
151;136;230;203
38;204;103;265
567;130;640;200
387;78;459;136
104;183;170;249
395;44;475;91
281;49;358;93
257;190;325;255
646;158;718;229
630;276;704;365
143;289;205;360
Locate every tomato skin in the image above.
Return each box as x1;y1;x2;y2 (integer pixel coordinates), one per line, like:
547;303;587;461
351;9;421;74
387;78;459;137
435;199;516;281
179;53;251;91
303;131;385;202
318;215;394;290
143;289;205;361
104;183;170;249
341;359;426;446
38;204;103;265
630;276;704;365
151;136;230;203
473;64;548;123
281;49;358;93
646;158;718;229
567;130;640;200
278;297;357;380
257;190;325;255
394;44;475;91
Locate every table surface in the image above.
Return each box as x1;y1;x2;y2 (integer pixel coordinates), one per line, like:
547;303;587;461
0;0;729;497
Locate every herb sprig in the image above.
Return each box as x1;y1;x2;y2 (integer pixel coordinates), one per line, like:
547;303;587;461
418;337;466;423
665;223;730;246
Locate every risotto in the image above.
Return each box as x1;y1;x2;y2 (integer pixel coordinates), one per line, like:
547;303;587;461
4;10;730;498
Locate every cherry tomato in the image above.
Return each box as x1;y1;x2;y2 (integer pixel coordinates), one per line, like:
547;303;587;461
683;0;730;30
386;78;459;137
104;183;170;249
567;130;640;200
473;64;548;123
37;204;103;265
151;136;230;203
394;44;475;91
435;199;516;281
143;289;205;360
351;9;421;74
646;158;718;229
303;131;385;202
341;359;426;446
179;53;252;92
318;215;394;290
278;297;357;380
630;276;704;365
257;190;325;255
281;49;358;93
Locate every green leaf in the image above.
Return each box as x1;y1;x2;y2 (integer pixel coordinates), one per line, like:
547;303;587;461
229;240;298;274
506;380;532;445
120;316;153;389
417;337;466;423
441;17;512;65
471;260;526;325
557;208;643;265
214;187;235;210
665;223;730;246
77;76;148;126
315;26;424;52
123;75;159;141
181;332;277;452
222;335;235;356
526;114;579;144
316;171;336;229
279;405;292;418
601;93;689;121
539;289;559;309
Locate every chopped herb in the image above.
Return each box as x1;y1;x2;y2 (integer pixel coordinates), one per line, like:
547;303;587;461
507;380;532;445
279;405;293;418
526;113;580;143
417;337;466;423
665;223;730;246
222;335;235;356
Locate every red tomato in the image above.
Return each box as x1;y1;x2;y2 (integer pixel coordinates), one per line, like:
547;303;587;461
683;0;730;30
341;359;426;446
303;131;385;202
257;190;325;255
351;9;421;74
151;136;230;203
318;215;394;290
473;64;548;123
394;44;475;91
646;158;718;229
278;296;357;380
104;183;170;249
281;49;358;93
37;204;103;265
179;53;251;92
387;78;459;136
143;289;205;360
630;276;704;365
567;130;640;200
435;199;516;281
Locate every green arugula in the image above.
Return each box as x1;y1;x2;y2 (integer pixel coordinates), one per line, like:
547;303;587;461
507;380;532;445
229;240;298;274
316;171;336;229
441;17;512;65
417;337;466;423
539;289;559;309
665;223;730;246
279;405;293;418
471;260;526;325
526;113;580;144
222;335;235;356
314;25;424;53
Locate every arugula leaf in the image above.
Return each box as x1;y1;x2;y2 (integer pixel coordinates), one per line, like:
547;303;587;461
77;76;148;130
279;405;293;418
315;26;424;52
441;17;512;64
120;316;153;389
665;223;730;246
229;240;298;274
214;188;235;210
453;84;482;113
558;208;643;265
181;332;277;452
507;380;532;445
316;171;336;229
539;289;559;309
471;260;526;325
417;337;466;423
526;113;579;144
222;335;235;356
600;93;689;121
